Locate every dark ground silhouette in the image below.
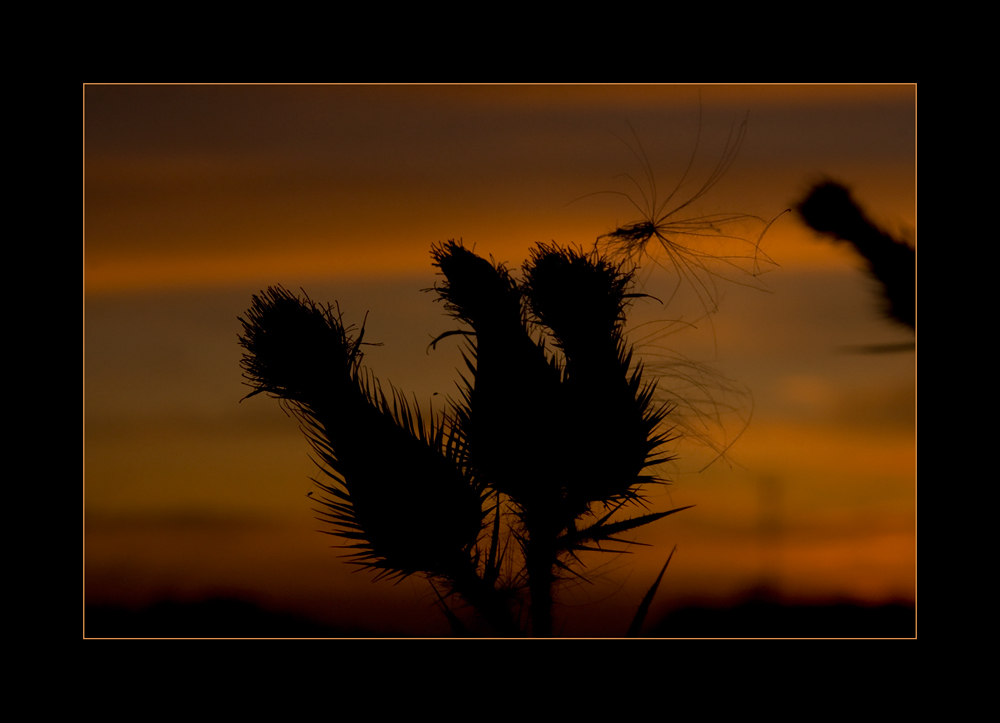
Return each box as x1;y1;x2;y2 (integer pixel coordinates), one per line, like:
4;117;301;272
647;599;914;638
84;596;915;638
84;599;378;638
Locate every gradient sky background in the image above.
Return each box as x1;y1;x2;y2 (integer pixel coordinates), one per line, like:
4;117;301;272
84;84;916;636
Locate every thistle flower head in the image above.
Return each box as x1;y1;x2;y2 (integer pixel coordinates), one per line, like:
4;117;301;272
522;243;636;359
430;240;523;333
238;286;362;404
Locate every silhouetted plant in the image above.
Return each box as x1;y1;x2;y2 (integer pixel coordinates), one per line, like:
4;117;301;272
798;179;915;332
239;242;690;637
238;108;796;636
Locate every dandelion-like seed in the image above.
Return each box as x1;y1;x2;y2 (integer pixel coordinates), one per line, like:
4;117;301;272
590;112;789;317
575;110;791;474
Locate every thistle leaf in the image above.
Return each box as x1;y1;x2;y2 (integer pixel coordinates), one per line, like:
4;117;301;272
557;505;694;553
626;545;677;637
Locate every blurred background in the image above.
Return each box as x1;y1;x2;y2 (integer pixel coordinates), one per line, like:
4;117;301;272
83;84;916;637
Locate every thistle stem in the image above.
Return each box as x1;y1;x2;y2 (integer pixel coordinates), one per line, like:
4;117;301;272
450;570;523;637
523;516;560;637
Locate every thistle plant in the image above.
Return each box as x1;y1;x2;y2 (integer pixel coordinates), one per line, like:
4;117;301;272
797;180;915;332
239;241;689;637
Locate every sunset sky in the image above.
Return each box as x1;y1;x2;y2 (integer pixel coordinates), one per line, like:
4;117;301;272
84;84;916;636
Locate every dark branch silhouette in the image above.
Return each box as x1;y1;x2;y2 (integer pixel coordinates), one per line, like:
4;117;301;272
797;180;915;332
